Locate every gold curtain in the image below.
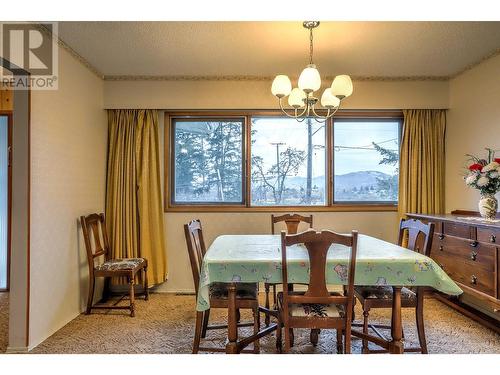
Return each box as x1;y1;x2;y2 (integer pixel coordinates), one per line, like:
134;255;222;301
398;109;446;218
106;109;167;286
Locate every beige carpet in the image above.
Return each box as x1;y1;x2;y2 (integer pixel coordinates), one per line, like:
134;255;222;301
29;293;499;354
0;292;8;353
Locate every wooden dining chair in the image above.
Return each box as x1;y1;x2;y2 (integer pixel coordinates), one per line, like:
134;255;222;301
265;214;313;326
276;229;358;353
354;218;435;353
80;213;148;317
184;219;261;354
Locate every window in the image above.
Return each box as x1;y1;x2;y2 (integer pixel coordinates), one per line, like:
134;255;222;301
172;118;244;204
251;117;326;206
166;112;401;211
333;118;401;203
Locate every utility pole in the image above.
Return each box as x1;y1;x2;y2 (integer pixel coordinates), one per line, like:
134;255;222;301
270;142;286;203
306;118;313;204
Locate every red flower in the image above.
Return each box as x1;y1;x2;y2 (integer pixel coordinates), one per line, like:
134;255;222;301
494;158;500;163
469;163;483;172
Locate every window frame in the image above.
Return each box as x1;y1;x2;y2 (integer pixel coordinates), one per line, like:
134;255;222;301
164;110;402;212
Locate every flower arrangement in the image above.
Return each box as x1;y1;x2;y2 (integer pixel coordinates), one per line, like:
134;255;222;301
464;148;500;220
464;148;500;194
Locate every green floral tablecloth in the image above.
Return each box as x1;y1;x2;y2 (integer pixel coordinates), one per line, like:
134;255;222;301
196;234;462;311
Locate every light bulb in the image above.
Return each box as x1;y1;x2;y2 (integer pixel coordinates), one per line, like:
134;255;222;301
298;64;321;93
288;88;307;108
271;75;292;98
320;88;340;108
331;75;353;98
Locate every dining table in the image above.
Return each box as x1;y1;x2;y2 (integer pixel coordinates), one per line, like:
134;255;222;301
196;233;463;354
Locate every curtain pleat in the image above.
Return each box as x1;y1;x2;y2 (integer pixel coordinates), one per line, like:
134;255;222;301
398;109;446;218
106;109;167;286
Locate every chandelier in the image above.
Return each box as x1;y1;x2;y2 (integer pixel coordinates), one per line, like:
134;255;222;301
271;21;353;122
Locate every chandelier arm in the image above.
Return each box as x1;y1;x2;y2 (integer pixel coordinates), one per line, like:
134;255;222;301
278;97;308;119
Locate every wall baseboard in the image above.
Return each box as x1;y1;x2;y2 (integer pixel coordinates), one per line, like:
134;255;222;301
5;346;30;353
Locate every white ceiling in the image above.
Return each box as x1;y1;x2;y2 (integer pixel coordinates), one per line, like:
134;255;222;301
58;21;500;79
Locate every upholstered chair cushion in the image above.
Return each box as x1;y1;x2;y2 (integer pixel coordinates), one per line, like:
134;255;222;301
209;282;258;300
354;286;416;301
95;258;145;271
277;292;346;318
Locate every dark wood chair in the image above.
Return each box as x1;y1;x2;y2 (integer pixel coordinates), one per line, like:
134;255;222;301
80;213;148;317
276;229;358;353
354;218;435;353
184;219;261;354
265;214;313;326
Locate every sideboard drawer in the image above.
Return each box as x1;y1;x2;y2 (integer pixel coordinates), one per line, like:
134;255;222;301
431;234;496;271
433;253;496;297
442;221;472;238
476;227;500;245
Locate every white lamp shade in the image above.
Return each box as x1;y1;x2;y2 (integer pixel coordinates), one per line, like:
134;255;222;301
298;65;321;93
331;75;353;98
288;88;307;108
271;75;292;98
320;88;340;108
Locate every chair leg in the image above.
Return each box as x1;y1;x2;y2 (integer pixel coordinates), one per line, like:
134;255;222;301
201;309;210;338
284;325;291;353
344;327;351;354
362;308;370;353
276;320;282;353
310;329;320;346
86;275;95;315
289;328;295;348
253;306;260;354
128;276;136;317
193;311;203;354
236;308;241;323
336;329;343;354
416;295;428;354
264;283;271;327
143;266;149;301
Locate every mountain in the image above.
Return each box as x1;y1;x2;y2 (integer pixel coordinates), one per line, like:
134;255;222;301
286;171;390;189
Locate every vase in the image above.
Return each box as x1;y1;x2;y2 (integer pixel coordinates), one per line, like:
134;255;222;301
478;193;498;220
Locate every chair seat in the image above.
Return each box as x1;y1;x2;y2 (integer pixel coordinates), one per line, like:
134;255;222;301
95;258;146;272
354;286;416;302
209;282;258;300
277;292;346;318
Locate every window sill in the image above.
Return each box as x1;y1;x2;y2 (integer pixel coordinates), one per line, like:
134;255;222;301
164;204;398;213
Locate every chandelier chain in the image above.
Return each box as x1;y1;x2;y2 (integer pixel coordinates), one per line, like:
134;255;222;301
309;27;314;65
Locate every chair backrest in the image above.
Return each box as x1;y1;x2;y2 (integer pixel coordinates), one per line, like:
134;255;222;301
397;218;435;256
80;213;110;269
271;214;313;235
280;229;358;319
183;219;207;296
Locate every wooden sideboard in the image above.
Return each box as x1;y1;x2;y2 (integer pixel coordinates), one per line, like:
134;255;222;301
407;211;500;333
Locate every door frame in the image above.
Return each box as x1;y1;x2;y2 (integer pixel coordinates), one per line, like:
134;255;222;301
0;110;12;292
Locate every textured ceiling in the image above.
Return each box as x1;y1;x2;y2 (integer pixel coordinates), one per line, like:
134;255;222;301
57;21;500;79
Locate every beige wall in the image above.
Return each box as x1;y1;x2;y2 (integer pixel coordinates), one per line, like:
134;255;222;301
446;54;500;212
102;78;449;293
104;79;449;110
28;47;107;349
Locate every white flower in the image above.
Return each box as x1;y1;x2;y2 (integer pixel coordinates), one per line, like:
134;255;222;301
477;176;490;187
490;171;499;179
465;174;477;185
482;162;499;172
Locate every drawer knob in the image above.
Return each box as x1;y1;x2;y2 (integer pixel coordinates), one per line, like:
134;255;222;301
471;275;477;285
439;245;444;251
470;241;478;248
490;234;496;243
494;308;499;313
470;251;477;261
438;234;445;240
